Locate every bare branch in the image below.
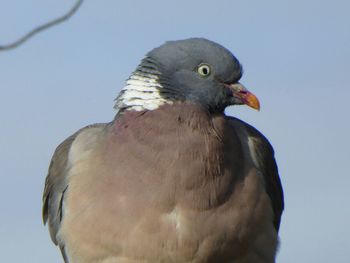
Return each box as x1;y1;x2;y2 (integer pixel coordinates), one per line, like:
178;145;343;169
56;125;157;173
0;0;84;51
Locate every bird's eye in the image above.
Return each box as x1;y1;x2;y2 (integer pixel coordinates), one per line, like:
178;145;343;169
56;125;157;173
197;64;211;77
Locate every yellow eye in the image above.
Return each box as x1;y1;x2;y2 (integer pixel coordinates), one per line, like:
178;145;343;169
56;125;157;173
197;63;211;77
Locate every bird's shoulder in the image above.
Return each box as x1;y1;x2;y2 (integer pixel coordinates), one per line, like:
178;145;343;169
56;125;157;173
226;116;284;231
42;123;107;246
226;116;273;154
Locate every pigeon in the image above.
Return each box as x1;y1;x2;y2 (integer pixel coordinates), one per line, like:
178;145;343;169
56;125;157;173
43;38;284;263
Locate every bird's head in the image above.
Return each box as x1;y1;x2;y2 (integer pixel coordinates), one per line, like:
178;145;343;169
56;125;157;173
115;38;260;113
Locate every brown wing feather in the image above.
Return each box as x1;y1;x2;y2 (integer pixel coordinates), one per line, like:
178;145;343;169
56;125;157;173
227;117;284;231
42;133;76;241
42;123;106;262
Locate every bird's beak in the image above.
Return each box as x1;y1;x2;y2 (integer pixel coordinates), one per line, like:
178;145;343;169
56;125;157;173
228;83;260;111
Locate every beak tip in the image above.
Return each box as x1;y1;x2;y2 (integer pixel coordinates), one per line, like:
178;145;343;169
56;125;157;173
245;93;260;111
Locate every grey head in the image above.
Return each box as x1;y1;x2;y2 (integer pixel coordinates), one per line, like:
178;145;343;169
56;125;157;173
115;38;259;113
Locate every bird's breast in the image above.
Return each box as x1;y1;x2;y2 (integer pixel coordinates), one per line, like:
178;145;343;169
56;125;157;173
60;105;276;262
108;106;245;210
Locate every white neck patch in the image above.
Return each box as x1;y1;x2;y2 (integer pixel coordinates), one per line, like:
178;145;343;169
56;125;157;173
114;72;172;112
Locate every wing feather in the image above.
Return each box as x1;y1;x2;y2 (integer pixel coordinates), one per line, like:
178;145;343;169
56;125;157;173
228;117;284;231
42;123;106;262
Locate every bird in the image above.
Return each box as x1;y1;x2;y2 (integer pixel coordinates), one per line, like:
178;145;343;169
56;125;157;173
43;38;284;263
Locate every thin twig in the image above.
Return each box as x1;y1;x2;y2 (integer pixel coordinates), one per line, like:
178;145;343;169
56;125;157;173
0;0;84;51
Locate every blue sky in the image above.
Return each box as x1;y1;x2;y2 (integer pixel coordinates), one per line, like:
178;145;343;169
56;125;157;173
0;0;349;262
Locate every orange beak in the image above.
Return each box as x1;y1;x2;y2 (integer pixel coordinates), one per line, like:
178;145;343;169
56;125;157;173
228;83;260;111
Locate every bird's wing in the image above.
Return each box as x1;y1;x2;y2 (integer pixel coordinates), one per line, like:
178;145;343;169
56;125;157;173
42;123;106;262
227;117;284;231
